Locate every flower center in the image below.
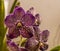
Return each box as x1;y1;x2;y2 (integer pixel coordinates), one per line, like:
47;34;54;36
40;42;44;46
17;22;22;27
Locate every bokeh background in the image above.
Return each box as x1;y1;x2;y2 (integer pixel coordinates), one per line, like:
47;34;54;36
5;0;60;51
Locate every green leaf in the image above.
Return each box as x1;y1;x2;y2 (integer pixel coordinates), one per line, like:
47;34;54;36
0;0;6;51
2;36;8;51
50;46;60;51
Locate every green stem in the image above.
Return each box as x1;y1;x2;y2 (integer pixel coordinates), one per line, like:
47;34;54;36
9;0;18;13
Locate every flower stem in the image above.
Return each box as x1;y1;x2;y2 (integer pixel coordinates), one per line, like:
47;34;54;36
9;0;18;13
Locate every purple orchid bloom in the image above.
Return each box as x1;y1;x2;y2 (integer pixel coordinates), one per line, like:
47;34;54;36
40;30;50;42
5;7;35;28
25;30;49;51
5;6;49;51
5;6;36;39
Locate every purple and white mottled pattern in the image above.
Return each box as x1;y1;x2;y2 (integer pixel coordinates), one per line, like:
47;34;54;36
19;26;33;38
7;40;28;51
21;14;35;26
40;30;50;42
7;40;19;51
7;27;20;40
5;6;49;51
19;47;28;51
5;7;35;28
13;7;25;20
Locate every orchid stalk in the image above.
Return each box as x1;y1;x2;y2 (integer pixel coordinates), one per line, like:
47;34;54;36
10;0;18;13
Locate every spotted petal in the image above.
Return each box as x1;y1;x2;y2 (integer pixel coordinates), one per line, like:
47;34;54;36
5;14;16;28
33;26;41;40
25;37;39;50
41;30;49;42
7;27;20;40
19;26;33;38
7;41;19;51
19;47;28;51
21;14;35;26
14;7;25;20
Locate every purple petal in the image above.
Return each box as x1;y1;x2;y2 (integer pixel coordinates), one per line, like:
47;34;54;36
33;26;41;40
7;41;19;51
35;14;40;19
33;26;40;34
7;27;20;40
13;7;25;20
7;40;28;51
41;30;50;42
14;6;20;9
21;14;35;26
25;37;39;50
29;7;34;10
26;10;31;14
19;47;28;51
5;14;16;28
26;7;34;14
19;27;33;38
34;14;41;26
